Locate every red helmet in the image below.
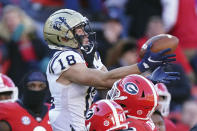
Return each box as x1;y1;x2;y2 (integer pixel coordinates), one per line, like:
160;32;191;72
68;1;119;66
0;73;18;102
107;74;158;120
127;118;156;131
85;100;128;131
154;83;171;117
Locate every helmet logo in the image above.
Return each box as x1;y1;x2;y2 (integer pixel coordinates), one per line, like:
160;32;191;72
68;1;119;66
53;17;66;31
124;82;139;95
86;109;94;120
137;110;143;115
104;120;110;126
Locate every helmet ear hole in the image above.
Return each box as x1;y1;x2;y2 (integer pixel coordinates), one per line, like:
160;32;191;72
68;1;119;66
141;91;145;98
57;36;61;42
96;107;100;112
120;104;126;108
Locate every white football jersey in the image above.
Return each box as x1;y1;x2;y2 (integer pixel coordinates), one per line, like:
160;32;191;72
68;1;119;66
46;49;104;131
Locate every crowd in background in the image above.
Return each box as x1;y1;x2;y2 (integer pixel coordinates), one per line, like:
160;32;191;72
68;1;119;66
0;0;197;130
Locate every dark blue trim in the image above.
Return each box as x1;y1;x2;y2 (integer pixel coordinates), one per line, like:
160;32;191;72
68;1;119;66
70;125;75;131
84;87;92;116
50;11;72;17
50;51;64;74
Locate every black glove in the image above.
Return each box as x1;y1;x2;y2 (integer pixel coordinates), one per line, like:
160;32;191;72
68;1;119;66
137;43;176;72
81;43;97;68
147;66;180;84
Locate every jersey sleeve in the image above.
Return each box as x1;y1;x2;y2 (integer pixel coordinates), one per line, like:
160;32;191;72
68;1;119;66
48;51;85;75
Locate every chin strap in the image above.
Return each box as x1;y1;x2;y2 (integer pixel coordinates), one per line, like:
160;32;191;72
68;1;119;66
80;43;97;68
74;31;97;68
80;43;95;54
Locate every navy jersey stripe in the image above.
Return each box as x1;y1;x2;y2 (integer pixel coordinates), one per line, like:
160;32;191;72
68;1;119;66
49;51;64;74
84;87;92;116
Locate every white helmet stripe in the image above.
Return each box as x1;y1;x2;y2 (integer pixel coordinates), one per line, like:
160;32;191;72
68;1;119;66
0;74;3;87
101;100;121;126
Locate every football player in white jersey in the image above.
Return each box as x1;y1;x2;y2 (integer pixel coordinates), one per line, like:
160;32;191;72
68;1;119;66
43;9;176;131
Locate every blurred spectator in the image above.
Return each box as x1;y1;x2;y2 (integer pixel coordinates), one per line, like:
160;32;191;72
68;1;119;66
176;100;197;131
97;17;123;64
0;73;18;103
105;38;138;70
191;125;197;131
190;53;197;85
0;5;49;87
20;0;63;23
137;16;196;83
151;110;166;131
0;71;52;131
0;0;20;7
163;64;191;112
162;0;197;83
18;0;64;43
64;0;105;21
162;0;197;52
104;0;129;37
0;40;9;74
125;0;162;39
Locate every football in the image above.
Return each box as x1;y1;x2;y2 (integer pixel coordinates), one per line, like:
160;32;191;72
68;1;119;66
139;34;179;58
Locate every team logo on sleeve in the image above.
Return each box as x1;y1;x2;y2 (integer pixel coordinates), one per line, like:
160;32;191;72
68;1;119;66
124;82;139;95
86;109;94;120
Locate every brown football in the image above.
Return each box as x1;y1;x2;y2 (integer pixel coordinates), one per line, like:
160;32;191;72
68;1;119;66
139;34;179;58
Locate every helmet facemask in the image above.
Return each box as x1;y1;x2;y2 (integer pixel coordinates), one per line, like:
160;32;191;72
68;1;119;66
158;94;171;117
106;80;127;101
0;88;18;103
0;73;18;103
155;83;171;117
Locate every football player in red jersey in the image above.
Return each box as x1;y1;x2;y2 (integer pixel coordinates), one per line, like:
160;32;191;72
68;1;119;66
154;83;177;131
85;99;129;131
85;99;154;131
0;71;52;131
107;74;158;131
0;73;18;103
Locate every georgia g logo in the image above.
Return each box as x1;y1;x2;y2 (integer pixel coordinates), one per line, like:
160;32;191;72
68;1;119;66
86;109;94;120
124;82;139;95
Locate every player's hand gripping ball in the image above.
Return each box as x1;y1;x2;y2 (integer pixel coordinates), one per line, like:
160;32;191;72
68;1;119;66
139;34;179;58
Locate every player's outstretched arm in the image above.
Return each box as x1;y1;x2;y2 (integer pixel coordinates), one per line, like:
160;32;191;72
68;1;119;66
59;46;176;89
59;63;141;89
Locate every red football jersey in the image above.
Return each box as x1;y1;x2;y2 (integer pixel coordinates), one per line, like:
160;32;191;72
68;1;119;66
164;118;177;131
0;102;52;131
127;118;157;131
